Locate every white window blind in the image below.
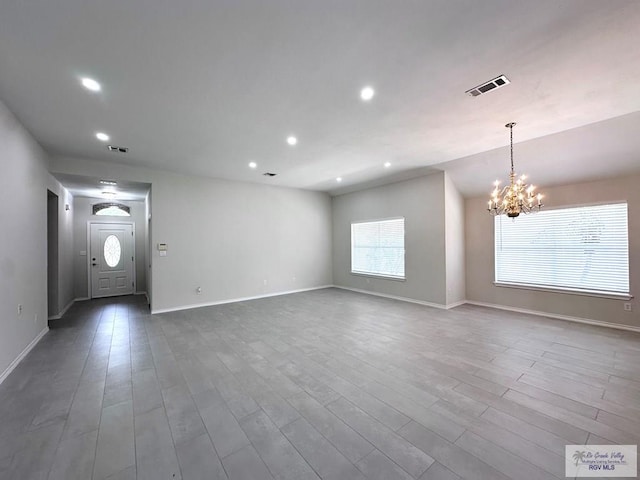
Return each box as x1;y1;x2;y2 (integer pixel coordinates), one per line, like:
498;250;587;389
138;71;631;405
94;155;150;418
351;218;405;279
494;203;629;296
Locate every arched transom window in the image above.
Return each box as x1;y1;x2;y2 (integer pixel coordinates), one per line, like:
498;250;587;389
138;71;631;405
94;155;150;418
92;202;131;216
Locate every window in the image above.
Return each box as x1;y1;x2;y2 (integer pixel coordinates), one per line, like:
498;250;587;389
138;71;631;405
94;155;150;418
103;235;122;267
93;202;131;216
495;203;629;296
351;218;405;279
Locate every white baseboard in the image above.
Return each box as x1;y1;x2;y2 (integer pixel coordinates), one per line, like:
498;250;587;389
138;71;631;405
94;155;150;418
151;285;334;314
445;300;467;309
48;297;90;320
135;291;147;296
331;287;639;333
333;285;450;310
465;300;640;333
48;297;75;320
0;327;49;385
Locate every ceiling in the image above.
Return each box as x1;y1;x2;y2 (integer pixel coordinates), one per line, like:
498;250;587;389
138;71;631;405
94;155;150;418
52;173;150;201
1;0;640;197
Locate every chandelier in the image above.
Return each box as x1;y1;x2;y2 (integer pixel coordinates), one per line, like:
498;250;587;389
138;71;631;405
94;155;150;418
488;122;543;217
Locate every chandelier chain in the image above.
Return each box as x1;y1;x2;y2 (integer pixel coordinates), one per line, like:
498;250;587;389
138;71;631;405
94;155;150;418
510;123;514;174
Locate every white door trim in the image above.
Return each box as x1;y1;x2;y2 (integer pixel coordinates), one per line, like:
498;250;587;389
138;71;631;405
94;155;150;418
87;221;136;298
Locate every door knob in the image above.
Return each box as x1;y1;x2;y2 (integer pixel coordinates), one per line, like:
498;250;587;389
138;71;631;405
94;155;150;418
92;263;98;266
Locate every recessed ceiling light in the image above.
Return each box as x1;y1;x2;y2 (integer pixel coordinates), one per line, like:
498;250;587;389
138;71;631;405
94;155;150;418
99;180;117;186
248;162;257;169
336;177;342;183
286;136;297;146
81;77;101;92
96;132;110;142
360;86;375;101
384;162;391;168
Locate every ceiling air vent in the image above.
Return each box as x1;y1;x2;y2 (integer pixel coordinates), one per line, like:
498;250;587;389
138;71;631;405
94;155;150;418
107;145;129;153
465;75;510;97
263;172;277;177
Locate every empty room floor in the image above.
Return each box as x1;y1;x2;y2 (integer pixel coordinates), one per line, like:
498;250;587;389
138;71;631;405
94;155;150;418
1;288;639;480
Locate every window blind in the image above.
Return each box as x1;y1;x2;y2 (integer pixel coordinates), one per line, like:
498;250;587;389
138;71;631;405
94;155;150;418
494;203;629;295
351;218;405;279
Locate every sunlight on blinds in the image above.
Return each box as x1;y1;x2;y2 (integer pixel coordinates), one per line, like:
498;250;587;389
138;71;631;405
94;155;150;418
495;203;629;295
351;218;405;279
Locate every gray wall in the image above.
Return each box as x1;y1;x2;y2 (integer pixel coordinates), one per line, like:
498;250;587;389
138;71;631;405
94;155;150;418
50;155;333;313
332;173;448;306
444;173;466;305
72;197;147;299
0;100;49;378
465;174;640;328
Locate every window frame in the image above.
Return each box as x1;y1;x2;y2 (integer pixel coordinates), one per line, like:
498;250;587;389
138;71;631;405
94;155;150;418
350;216;406;281
92;202;131;216
493;201;632;300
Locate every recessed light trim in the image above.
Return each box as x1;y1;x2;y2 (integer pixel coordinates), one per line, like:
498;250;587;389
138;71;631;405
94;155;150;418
360;86;375;101
286;136;297;146
248;162;257;169
96;132;110;142
81;77;101;92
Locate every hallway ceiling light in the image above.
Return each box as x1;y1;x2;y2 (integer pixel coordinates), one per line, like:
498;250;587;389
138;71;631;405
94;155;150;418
336;177;342;182
248;162;257;169
96;132;110;142
384;162;391;168
488;122;543;218
81;77;101;92
360;86;375;101
286;136;297;146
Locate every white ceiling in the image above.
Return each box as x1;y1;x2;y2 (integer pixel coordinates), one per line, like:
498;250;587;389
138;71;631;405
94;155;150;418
1;0;640;196
52;173;150;201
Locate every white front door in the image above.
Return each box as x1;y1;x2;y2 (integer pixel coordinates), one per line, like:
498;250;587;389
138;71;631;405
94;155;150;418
90;223;134;298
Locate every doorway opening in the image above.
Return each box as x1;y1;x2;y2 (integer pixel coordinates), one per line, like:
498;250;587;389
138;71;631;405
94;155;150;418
47;190;59;317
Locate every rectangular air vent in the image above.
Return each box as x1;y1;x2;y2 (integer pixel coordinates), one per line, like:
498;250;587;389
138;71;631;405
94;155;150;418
262;172;277;177
465;75;510;97
107;145;129;153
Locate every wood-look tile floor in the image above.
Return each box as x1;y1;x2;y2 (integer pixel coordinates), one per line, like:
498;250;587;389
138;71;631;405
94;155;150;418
1;288;639;480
